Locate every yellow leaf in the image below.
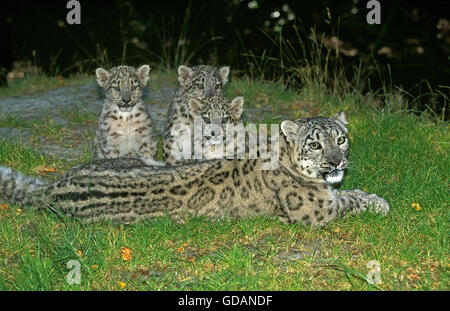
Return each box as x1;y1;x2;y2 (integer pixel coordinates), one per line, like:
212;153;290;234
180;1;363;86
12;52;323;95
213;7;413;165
118;281;126;289
91;264;98;269
16;208;22;215
77;250;83;257
333;227;341;233
120;247;132;261
411;203;421;211
0;203;9;211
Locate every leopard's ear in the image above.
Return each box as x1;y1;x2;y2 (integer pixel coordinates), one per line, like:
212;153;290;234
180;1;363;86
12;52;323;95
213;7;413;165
333;111;348;125
229;96;244;120
219;66;230;85
137;65;151;87
95;68;110;87
187;98;204;116
178;65;194;85
280;120;299;143
332;111;348;133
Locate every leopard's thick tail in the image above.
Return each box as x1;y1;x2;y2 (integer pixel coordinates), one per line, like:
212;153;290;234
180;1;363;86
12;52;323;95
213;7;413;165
0;166;46;208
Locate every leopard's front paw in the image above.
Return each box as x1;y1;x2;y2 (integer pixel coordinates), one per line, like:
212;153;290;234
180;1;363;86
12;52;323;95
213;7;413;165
366;194;390;216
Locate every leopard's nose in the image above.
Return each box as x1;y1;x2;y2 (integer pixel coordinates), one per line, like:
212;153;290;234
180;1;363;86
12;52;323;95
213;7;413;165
329;160;340;167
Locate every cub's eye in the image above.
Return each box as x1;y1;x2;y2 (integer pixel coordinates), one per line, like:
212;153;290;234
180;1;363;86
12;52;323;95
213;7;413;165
221;117;228;123
215;83;222;89
131;85;137;91
337;136;346;145
309;142;322;150
113;86;120;92
196;81;204;89
203;117;211;124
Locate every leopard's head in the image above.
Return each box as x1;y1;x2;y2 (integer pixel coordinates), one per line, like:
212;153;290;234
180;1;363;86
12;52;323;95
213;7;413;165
188;96;244;159
95;65;150;112
280;112;349;184
178;65;230;98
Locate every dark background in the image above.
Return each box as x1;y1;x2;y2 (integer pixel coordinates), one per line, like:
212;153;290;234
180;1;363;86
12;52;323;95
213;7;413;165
1;0;449;115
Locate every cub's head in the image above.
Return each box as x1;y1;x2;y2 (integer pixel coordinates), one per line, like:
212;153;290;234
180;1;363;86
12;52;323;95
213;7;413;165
96;65;150;112
188;96;244;159
178;65;230;98
280;112;349;184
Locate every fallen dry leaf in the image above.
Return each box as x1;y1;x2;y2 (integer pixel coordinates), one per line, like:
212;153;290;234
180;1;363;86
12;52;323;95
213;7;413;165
16;208;22;215
408;273;421;281
0;203;9;211
120;247;132;261
351;249;360;256
186;256;196;262
58;76;64;86
118;281;126;289
33;165;58;174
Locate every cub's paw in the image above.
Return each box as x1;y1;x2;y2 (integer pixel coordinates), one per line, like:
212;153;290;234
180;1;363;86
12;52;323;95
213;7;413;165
365;194;390;216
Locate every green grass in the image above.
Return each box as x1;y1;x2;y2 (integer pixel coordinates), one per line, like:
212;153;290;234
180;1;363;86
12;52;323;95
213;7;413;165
0;139;65;176
0;75;93;98
59;110;97;126
0;73;448;291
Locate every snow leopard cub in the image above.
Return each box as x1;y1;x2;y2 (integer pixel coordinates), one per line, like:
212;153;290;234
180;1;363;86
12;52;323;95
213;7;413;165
93;65;163;166
187;95;244;160
163;65;230;165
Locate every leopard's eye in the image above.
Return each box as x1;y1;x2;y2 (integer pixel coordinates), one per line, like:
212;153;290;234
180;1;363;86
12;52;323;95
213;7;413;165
221;117;228;123
309;142;322;150
131;85;137;91
337;136;346;145
113;86;120;92
196;81;204;89
215;83;222;89
203;117;211;124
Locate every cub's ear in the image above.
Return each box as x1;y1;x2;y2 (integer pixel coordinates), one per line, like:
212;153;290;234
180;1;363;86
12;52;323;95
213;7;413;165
280;120;299;143
137;65;151;86
219;66;230;85
229;96;244;120
333;111;348;125
95;68;110;87
187;98;204;116
178;65;194;85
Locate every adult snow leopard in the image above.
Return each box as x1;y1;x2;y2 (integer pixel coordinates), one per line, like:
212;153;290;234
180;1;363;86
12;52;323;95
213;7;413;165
0;113;389;226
